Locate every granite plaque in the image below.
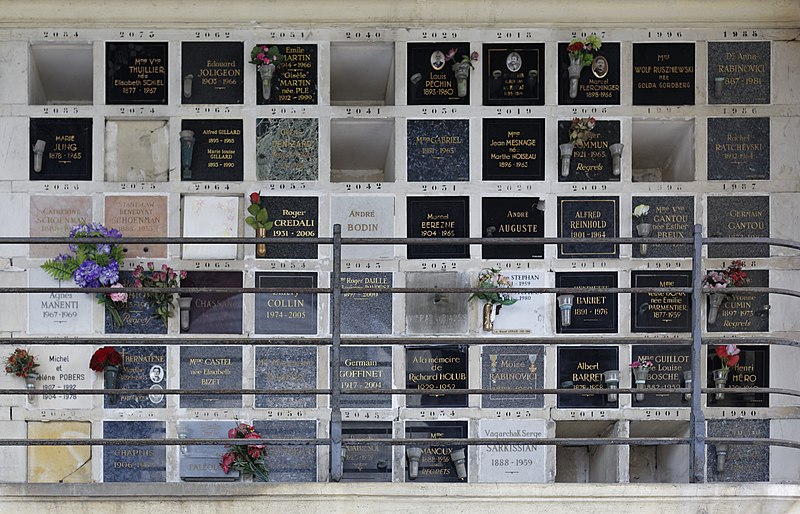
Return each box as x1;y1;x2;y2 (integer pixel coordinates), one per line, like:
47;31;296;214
481;345;544;408
28;269;92;335
105;271;167;335
631;345;691;407
405;421;468;482
254;272;318;335
406;345;467;407
483;43;545;105
707;196;769;258
181;41;244;104
631;196;693;258
330;195;394;259
114;346;167;409
178;420;237;481
29;195;92;258
255;346;316;408
632;43;695;105
407;119;469;182
179;346;242;408
407;42;471;105
255;118;318;181
708;269;769;333
477;419;547;483
558;42;620;105
181;195;239;260
338;346;392;408
180;271;243;334
29;118;92;180
707;118;770;181
407;196;469;259
556;346;618;408
342;422;392;482
339;273;393;335
106;42;168;104
558;120;620;182
558;196;619;258
256;44;317;105
481;197;544;259
707;420;769;482
105;195;168;258
707;345;769;408
253;420;317;482
482;118;544;181
28;344;92;409
555;272;618;333
103;421;166;482
261;196;318;259
631;271;692;333
405;272;469;334
708;42;770;104
180;119;244;181
489;272;546;335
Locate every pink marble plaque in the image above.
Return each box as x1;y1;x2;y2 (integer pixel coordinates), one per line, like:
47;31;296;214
105;195;168;258
29;195;92;258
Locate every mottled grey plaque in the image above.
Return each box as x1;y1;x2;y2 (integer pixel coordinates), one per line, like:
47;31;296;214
407;119;469;182
481;345;544;408
707;269;769;332
707;419;769;482
338;272;392;334
178;420;238;481
708;42;770;104
253;420;317;482
707;117;769;180
179;346;242;408
256;118;318;180
103;421;166;483
631;196;694;258
707;196;769;258
254;272;318;335
405;272;469;334
255;346;316;408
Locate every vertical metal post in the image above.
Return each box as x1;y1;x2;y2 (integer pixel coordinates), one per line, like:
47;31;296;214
329;224;343;481
690;223;706;483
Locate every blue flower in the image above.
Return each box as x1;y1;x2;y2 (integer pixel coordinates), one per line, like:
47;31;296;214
98;261;120;286
73;260;102;288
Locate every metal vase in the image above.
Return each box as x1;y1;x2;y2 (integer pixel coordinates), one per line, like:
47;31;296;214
452;62;471;98
708;292;726;325
713;368;728;400
25;372;39;402
104;365;120;405
603;370;620;402
178;296;192;331
636;223;651;256
609;143;624;176
568;56;582;99
559;143;574;177
482;302;495;331
259;63;276;100
633;367;649;402
179;130;195;180
683;370;693;401
256;227;267;257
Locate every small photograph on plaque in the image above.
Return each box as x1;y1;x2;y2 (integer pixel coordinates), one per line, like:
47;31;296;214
707;196;769;258
556;346;619;408
631;271;692;333
483;43;544;105
180;271;243;334
481;197;544;259
105;42;168;105
254;44;318;105
555;272;618;334
29;118;92;181
256;118;319;181
260;195;319;259
708;42;770;104
482;118;544;181
103;421;165;482
114;346;167;409
181;41;244;104
558;41;620;105
342;422;392;482
557;196;619;258
179;346;242;408
558;119;621;182
707;345;769;408
405;421;468;482
407;196;470;259
407;119;469;182
254;272;318;335
407;42;472;105
180;119;243;181
406;345;467;407
481;345;544;408
632;43;695;106
631;345;691;407
707;117;770;181
631;196;694;258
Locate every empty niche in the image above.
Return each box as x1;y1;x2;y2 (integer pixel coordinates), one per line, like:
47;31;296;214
554;421;620;483
29;43;93;105
632;119;695;182
330;42;395;105
330;118;395;182
104;120;170;182
629;421;690;483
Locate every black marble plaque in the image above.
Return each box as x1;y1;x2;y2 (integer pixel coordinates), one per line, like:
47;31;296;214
631;345;691;407
254;272;318;335
481;345;544;408
708;42;770;105
631;196;694;258
555;272;618;333
256;44;317;105
338;346;392;408
114;346;167;409
181;41;244;104
180;119;243;181
482;43;545;105
255;346;316;408
631;271;692;333
105;271;167;335
406;345;467;407
179;346;242;408
481;197;544;259
558;42;620;105
632;43;695;105
29;118;92;181
708;269;769;333
407;42;471;105
482;118;544;181
707;117;770;180
556;346;618;408
103;421;166;482
558;196;619;258
407;196;470;259
707;420;769;482
253;420;317;482
180;271;243;334
406;119;470;182
262;196;318;259
106;42;168;104
707;345;769;407
342;422;392;482
405;421;468;482
558;120;620;182
338;273;393;335
707;196;769;258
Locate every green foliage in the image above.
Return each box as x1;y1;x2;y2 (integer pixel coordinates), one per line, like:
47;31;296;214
40;258;78;281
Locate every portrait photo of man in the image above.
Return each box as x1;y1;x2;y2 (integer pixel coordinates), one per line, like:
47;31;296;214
591;55;609;79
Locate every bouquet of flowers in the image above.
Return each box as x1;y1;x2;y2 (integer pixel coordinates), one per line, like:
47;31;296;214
5;348;39;378
89;346;122;372
220;422;269;482
445;48;479;69
569;117;596;147
566;34;602;68
244;191;274;231
249;45;284;67
133;263;187;328
714;344;741;373
702;260;749;289
630;359;654;370
471;268;518;306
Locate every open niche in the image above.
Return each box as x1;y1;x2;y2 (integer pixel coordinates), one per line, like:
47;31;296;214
330;118;395;182
29;43;93;105
632;119;695;182
330;42;395;105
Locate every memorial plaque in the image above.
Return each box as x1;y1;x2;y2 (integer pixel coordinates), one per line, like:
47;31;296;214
707;117;770;180
490;272;546;335
253;420;317;482
631;271;692;333
407;42;471;105
114;346;167;409
707;196;769;258
707;345;769;408
407;196;469;259
29;118;92;181
483;43;545;105
105;271;167;335
178;420;237;481
256;44;317;105
631;196;694;258
29;195;92;258
405;421;468;482
708;42;770;104
557;120;620;182
28;344;92;409
632;43;695;105
28;269;92;335
406;345;467;407
180;271;243;334
255;346;316;408
104;120;169;182
555;272;618;334
105;195;168;258
339;273;393;335
181;195;239;259
106;42;168;104
480;345;544;408
180;119;244;181
631;345;691;407
261;195;318;259
255;118;319;181
407;119;469;182
342;422;392;482
558;42;620;105
103;421;165;482
482;118;544;181
481;197;544;259
707;420;769;482
330;195;394;259
338;346;392;408
556;346;618;408
405;272;469;335
558;196;619;258
477;419;547;483
179;346;242;408
181;41;244;104
254;272;318;335
708;269;769;333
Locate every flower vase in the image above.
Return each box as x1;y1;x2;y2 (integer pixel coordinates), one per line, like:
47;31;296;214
180;130;195;180
482;302;496;331
633;367;649;402
452;62;471;98
636;223;652;256
568;55;583;99
25;372;39;402
559;143;574;177
104;365;120;405
609;143;624;176
713;368;728;400
256;227;267;257
708;292;726;325
259;63;276;100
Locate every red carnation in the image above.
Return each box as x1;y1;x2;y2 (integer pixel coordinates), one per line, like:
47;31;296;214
250;191;260;205
89;346;122;372
567;41;584;53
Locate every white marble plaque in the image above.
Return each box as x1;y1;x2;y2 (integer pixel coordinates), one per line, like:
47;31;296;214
182;196;238;259
331;195;394;258
490;272;546;334
28;269;92;334
29;344;92;409
477;419;547;483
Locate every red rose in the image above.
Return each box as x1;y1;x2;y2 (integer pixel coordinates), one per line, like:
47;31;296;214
727;354;740;367
248;445;263;459
220;452;235;473
250;192;260;205
715;346;728;359
567;41;584;53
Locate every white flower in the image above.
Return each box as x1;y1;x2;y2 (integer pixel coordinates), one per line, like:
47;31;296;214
633;204;650;219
